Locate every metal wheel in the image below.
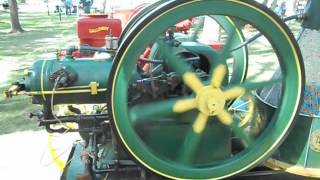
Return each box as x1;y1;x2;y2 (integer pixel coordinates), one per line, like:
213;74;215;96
108;0;305;179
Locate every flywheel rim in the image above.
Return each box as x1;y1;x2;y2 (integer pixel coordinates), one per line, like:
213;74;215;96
108;0;305;179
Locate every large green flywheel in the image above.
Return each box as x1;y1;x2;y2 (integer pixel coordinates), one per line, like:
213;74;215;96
108;0;305;179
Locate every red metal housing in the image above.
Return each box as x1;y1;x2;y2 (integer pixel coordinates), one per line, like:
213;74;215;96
77;15;122;47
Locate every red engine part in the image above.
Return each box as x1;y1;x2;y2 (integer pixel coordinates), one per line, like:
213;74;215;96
58;50;93;58
129;3;193;34
174;19;193;33
130;3;150;20
77;15;122;48
138;41;224;73
208;41;224;51
137;46;152;72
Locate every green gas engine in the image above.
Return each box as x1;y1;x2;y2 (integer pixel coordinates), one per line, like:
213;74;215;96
6;0;314;179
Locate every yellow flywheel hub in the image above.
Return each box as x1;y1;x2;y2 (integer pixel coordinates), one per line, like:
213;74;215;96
196;87;226;116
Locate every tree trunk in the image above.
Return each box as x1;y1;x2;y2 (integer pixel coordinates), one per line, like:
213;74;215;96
262;0;269;6
9;0;24;33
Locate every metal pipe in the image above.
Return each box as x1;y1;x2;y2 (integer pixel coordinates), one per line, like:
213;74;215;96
232;13;306;52
39;114;109;125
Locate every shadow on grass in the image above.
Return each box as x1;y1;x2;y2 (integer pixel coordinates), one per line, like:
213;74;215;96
0;96;41;135
0;11;77;135
0;72;41;135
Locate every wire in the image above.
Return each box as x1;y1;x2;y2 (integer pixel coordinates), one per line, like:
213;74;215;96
40;133;75;169
50;75;73;131
40;76;81;170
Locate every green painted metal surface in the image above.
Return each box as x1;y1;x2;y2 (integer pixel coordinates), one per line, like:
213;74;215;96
61;143;87;180
22;58;113;104
7;0;313;179
278;117;320;168
264;21;320;178
137;120;232;164
108;0;304;179
148;15;248;86
302;0;320;30
261;99;320;177
25;58;112;91
211;15;248;85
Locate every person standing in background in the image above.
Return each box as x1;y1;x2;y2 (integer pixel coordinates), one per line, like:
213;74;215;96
274;1;287;17
80;0;92;14
65;0;73;15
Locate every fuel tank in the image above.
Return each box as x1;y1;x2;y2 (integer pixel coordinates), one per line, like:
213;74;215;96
77;15;122;47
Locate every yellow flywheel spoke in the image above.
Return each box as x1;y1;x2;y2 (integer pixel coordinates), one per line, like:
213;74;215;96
173;98;197;113
192;112;209;134
239;99;254;127
211;64;227;88
216;109;233;126
182;72;204;94
223;87;246;100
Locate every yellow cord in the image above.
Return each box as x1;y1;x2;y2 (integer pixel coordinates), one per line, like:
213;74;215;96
40;60;47;101
50;77;73;130
47;133;66;170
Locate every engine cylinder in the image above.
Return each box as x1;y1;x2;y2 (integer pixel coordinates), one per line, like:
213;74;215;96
20;58;113;105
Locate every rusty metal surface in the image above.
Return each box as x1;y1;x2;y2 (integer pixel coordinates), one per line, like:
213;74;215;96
76;173;93;180
296;29;320;117
260;29;320;117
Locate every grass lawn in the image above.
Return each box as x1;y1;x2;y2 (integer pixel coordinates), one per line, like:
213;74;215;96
0;11;77;134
